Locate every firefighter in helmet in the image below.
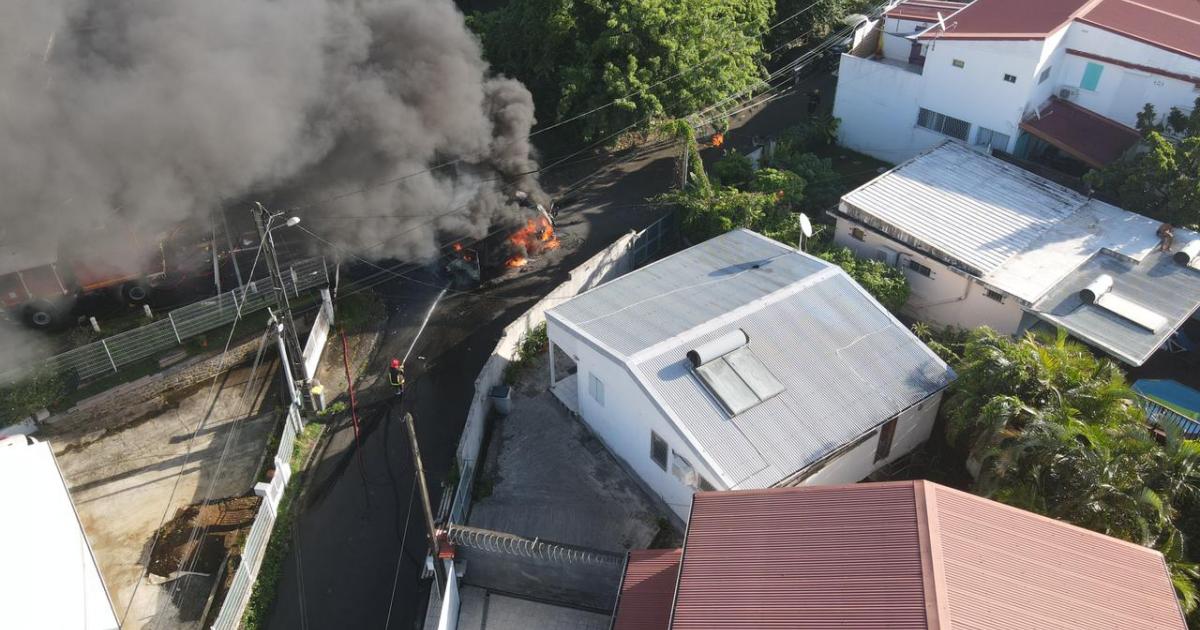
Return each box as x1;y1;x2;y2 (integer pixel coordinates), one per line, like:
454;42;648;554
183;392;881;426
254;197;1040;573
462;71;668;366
388;358;406;397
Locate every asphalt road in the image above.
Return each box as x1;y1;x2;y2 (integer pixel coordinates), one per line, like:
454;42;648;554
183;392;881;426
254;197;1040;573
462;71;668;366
265;85;817;630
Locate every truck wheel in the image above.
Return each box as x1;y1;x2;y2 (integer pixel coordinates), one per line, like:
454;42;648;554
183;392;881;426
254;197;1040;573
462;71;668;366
122;282;149;304
23;302;59;329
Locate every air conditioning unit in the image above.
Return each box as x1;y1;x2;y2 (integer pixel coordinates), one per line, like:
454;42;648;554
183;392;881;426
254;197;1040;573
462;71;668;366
1058;86;1079;100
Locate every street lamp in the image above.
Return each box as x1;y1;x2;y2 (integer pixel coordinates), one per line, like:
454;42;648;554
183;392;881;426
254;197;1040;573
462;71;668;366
254;203;308;409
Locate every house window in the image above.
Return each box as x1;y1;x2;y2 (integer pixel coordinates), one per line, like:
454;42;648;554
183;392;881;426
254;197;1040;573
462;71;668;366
951;59;965;68
698;477;716;491
850;227;866;242
1080;62;1104;91
1002;73;1017;83
1039;67;1052;84
671;450;698;487
916;108;970;141
874;418;899;462
974;127;1011;152
906;259;933;277
588;373;605;406
984;288;1006;303
650;432;668;470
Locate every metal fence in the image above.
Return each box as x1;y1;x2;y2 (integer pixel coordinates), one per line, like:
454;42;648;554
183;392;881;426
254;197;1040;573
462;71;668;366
20;257;328;382
211;404;302;630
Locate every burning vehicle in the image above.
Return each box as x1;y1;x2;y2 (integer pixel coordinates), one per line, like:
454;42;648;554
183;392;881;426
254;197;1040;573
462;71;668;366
0;226;216;329
442;191;560;288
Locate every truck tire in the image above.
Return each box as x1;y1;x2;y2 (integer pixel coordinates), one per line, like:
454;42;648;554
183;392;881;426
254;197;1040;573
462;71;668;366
122;282;149;304
23;302;60;329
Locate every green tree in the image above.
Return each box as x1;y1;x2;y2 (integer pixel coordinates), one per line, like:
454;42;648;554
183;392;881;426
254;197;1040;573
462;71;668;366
816;246;909;311
1085;97;1200;229
712;151;755;187
660;186;777;242
768;0;874;51
474;0;774;145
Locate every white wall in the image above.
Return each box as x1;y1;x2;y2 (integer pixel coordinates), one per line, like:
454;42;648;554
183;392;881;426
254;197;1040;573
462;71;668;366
833;216;1025;334
919;39;1048;151
554;331;723;521
1059;24;1200;128
833;53;940;164
794;391;942;486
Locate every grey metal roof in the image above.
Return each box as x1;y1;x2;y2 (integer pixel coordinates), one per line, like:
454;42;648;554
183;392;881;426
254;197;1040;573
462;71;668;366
549;229;955;488
1033;249;1200;366
549;228;829;357
840;141;1085;276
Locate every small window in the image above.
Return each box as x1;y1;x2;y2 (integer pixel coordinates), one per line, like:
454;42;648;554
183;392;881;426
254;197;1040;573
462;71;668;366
1038;67;1052;84
1080;62;1104;91
974;127;1011;152
650;432;668;470
916;107;970;141
952;59;965;68
698;477;716;491
671;451;698;487
850;227;866;242
1002;73;1017;83
874;418;899;462
984;288;1006;303
906;259;932;277
588;373;605;406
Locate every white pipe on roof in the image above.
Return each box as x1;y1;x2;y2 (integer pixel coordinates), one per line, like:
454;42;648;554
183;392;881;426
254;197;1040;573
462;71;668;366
1079;274;1114;304
1175;239;1200;266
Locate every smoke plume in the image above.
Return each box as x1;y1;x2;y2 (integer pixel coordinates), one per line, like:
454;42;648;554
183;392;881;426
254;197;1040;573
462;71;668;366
1;0;544;266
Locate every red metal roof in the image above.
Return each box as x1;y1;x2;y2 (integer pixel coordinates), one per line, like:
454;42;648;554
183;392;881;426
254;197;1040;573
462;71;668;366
627;481;1187;629
671;483;931;630
930;483;1187;629
1079;0;1200;61
885;0;967;23
612;549;682;630
1020;97;1141;168
918;0;1097;40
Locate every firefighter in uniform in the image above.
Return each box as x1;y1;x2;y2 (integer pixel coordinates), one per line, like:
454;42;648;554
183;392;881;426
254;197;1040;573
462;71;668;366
388;358;406;398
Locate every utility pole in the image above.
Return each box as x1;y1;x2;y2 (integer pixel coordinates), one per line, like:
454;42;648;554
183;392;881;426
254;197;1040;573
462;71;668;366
252;203;309;408
401;411;447;592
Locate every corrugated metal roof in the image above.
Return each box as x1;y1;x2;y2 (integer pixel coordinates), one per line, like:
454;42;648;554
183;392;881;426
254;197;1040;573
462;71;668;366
840;141;1084;276
931;483;1187;630
1032;245;1200;365
635;273;953;487
549;229;828;358
550;229;954;488
670;484;931;630
612;549;682;630
647;482;1187;629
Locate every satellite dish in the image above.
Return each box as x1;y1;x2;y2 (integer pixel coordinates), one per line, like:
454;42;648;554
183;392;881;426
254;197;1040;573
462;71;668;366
799;213;813;238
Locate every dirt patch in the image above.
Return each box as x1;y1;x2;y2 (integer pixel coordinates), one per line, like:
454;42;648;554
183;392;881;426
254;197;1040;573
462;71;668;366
149;495;262;578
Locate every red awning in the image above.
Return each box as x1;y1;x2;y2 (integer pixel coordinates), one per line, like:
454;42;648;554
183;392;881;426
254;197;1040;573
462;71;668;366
1020;98;1141;168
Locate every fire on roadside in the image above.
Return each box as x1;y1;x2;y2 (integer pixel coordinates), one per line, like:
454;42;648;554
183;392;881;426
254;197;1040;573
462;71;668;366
504;215;559;269
711;132;724;148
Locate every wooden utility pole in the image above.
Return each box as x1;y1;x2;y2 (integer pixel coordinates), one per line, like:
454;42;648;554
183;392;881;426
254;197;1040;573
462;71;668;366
252;203;308;407
401;411;447;591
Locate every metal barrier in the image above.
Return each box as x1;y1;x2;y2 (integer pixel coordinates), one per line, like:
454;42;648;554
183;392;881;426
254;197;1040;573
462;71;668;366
210;404;302;630
14;257;328;382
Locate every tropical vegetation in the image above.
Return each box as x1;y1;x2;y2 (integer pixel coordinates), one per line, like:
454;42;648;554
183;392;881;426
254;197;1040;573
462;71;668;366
921;326;1200;616
1085;97;1200;229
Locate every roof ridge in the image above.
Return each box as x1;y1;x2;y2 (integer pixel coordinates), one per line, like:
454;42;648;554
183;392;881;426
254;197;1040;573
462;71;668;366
915;480;950;630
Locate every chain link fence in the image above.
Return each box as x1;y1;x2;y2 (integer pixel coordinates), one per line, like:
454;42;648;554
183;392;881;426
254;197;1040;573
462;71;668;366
13;257;328;383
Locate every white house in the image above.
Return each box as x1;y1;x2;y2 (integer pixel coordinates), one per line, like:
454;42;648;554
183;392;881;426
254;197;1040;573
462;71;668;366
0;438;119;630
545;229;955;520
834;141;1200;366
833;0;1200;169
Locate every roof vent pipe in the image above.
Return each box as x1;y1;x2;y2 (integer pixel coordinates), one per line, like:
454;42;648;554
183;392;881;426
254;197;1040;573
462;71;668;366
687;329;749;368
1079;274;1114;304
1175;239;1200;266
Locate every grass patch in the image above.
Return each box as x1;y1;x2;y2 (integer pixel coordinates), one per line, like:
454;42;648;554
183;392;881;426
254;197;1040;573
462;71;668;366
335;291;385;334
240;418;325;630
813;145;890;189
503;322;548;385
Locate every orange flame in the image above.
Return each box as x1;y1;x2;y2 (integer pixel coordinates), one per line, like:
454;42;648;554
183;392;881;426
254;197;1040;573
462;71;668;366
504;215;559;271
711;132;724;148
452;242;463;252
505;255;528;268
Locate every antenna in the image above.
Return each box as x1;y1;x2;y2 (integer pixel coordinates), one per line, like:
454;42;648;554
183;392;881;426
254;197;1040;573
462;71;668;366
798;213;813;252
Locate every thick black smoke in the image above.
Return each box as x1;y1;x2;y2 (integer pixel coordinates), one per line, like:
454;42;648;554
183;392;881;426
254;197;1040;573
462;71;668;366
2;0;543;266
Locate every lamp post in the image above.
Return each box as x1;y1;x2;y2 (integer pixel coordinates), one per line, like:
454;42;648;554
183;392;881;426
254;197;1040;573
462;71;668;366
253;203;308;408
